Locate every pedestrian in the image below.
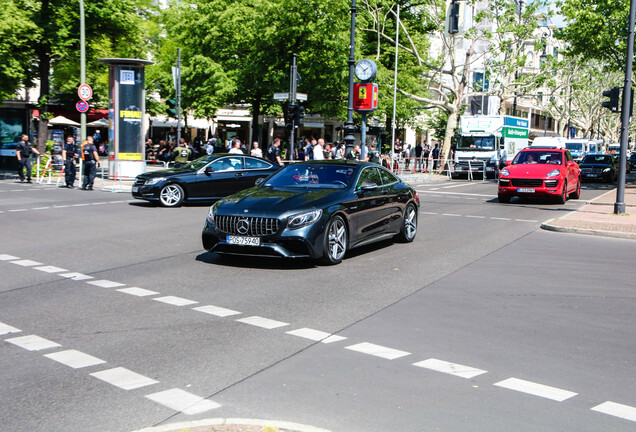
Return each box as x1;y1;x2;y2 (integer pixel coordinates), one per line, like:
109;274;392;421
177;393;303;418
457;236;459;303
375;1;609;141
229;140;244;154
204;139;215;155
335;142;345;160
15;133;40;183
346;144;361;160
250;141;263;158
267;137;283;165
61;135;78;188
172;139;192;167
304;137;314;161
432;143;441;171
367;143;380;164
414;142;423;172
313;138;325;160
80;136;100;190
404;144;412;169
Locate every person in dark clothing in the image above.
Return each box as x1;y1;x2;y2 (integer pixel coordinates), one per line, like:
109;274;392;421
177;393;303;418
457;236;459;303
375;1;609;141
80;136;100;190
61;135;78;188
267;137;283;165
414;143;423;172
432;144;441;171
16;134;40;183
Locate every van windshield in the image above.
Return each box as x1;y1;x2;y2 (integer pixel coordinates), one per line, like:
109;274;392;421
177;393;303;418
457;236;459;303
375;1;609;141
456;136;495;150
566;142;583;151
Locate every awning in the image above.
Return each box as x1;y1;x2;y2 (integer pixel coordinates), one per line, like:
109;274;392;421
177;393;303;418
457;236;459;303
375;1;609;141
48;116;80;127
150;116;185;128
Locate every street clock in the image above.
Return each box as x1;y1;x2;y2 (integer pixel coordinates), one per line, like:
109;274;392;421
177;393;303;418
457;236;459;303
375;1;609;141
355;59;377;82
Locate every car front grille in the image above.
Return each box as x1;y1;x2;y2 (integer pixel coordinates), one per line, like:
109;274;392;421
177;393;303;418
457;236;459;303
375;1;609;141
216;215;280;236
581;167;603;174
134;178;146;186
510;179;544;187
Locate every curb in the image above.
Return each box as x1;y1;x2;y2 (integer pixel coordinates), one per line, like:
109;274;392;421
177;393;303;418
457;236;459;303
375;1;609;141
540;220;636;240
131;418;334;432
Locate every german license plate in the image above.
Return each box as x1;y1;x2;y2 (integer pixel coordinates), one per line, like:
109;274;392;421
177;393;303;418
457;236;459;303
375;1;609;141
585;173;599;177
132;186;139;192
227;235;260;246
517;188;535;193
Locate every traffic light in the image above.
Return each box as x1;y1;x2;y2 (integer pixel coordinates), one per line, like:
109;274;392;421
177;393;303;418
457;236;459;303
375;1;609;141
166;98;178;118
294;105;305;126
286;104;297;128
448;0;460;34
602;87;620;113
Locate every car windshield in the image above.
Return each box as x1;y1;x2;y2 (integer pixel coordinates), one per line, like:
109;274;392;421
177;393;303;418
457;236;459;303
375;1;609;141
581;155;612;164
456;135;495;150
566;142;583;151
181;155;217;171
513;151;563;165
264;164;356;189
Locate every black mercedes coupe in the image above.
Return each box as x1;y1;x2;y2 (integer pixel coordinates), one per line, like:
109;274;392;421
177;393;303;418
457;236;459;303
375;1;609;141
132;154;281;207
202;160;419;265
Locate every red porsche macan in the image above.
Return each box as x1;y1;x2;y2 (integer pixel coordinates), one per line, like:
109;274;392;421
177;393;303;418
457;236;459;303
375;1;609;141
497;147;581;204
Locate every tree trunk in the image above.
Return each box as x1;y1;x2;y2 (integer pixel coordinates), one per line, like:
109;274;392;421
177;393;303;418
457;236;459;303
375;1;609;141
440;110;458;172
251;96;261;153
35;0;50;154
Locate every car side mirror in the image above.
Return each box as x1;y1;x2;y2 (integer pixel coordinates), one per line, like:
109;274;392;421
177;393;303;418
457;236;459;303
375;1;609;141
359;181;379;191
505;160;512;166
255;177;265;186
567;161;576;167
205;166;215;175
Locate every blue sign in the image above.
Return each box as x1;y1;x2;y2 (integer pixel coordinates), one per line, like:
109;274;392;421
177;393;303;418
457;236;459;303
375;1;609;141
504;116;529;128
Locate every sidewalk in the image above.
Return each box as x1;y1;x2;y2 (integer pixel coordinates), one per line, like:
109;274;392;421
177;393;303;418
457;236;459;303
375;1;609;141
541;185;636;240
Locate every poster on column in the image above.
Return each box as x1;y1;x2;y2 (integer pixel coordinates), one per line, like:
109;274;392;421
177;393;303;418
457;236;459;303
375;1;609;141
117;66;144;160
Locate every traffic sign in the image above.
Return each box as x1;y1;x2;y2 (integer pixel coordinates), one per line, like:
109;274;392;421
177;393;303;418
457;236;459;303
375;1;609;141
78;84;93;101
76;100;89;113
296;92;307;101
273;92;289;101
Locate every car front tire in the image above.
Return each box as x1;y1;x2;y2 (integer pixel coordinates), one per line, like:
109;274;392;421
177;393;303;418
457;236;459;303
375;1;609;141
159;184;185;207
396;203;417;243
320;215;347;265
569;178;581;199
556;180;567;204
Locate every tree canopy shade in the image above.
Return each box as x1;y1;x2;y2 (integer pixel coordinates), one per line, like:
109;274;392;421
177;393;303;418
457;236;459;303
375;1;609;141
557;0;630;71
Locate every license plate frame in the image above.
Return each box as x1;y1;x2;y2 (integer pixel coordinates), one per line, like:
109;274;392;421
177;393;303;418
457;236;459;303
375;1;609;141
517;188;535;193
226;235;261;246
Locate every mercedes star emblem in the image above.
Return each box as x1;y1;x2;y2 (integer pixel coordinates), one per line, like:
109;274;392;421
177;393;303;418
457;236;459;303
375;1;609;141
237;218;250;235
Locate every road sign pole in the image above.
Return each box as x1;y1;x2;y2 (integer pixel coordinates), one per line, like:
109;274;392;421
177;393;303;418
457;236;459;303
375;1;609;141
177;48;182;146
289;54;298;160
80;0;86;142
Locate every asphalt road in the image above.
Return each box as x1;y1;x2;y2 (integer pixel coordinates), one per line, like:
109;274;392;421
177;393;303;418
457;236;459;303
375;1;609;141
1;178;634;432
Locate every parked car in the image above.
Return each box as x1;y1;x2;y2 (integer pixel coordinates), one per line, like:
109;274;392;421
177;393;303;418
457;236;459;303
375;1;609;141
498;146;581;204
628;153;636;173
579;154;618;183
202;160;420;265
132;154;281;207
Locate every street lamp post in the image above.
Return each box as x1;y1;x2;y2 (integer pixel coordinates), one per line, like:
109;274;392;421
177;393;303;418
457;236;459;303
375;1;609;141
512;0;525;117
343;0;357;154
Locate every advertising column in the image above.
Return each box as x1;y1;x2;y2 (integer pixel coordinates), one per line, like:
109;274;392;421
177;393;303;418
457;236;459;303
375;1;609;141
98;58;153;179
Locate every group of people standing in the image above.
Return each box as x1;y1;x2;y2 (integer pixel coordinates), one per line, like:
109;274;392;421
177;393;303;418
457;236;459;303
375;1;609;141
394;139;442;172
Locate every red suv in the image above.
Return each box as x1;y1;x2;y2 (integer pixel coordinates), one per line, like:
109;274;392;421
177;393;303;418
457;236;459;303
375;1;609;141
498;147;581;204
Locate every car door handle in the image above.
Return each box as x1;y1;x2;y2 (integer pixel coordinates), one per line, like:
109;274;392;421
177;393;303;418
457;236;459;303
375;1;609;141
234;172;244;177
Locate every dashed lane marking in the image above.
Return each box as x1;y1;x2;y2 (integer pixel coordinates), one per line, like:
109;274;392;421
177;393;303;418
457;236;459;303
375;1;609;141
591;401;636;423
44;349;106;369
419;211;539;224
117;287;160;297
286;328;348;344
6;334;61;351
153;296;198;307
416;190;497;198
0;254;19;261
465;215;486;219
8;209;27;212
90;367;159;390
491;217;512;221
59;272;93;281
145;388;221;415
442;213;461;217
0;322;21;335
193;304;241;317
71;203;91;207
494;377;577;402
86;279;125;288
34;265;68;273
345;342;411;360
236;316;290;330
413;358;487;379
11;259;42;267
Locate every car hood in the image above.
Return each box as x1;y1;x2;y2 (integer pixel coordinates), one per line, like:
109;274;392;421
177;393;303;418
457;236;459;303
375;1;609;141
217;186;346;214
138;168;194;179
579;163;611;169
505;164;564;177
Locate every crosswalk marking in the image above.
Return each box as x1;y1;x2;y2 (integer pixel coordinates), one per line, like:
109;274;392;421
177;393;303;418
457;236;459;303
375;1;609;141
11;259;42;267
90;367;158;390
0;322;21;335
413;358;487;379
193;304;241;317
145;388;221;414
34;265;68;273
236;316;289;329
86;280;125;288
58;272;93;281
286;328;347;344
494;377;577;402
6;335;61;351
153;296;198;306
345;342;410;360
44;349;106;369
592;401;636;422
117;287;159;297
0;254;19;261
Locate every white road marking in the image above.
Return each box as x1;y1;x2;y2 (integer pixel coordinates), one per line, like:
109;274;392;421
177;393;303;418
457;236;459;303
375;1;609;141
515;219;539;223
145;388;221;414
420;211;438;215
345;342;411;360
11;259;42;267
193;305;241;317
416;190;497;198
117;287;159;297
0;254;19;261
465;215;486;219
54;205;70;208
90;367;158;390
6;335;61;351
236;316;289;330
8;209;27;212
31;207;50;210
86;280;125;288
153;296;198;306
34;265;67;273
286;328;347;344
0;322;21;335
494;377;577;402
58;272;93;281
44;349;106;369
413;358;487;379
442;183;480;189
91;202;108;205
442;213;461;217
591;401;636;422
71;203;90;207
491;217;512;221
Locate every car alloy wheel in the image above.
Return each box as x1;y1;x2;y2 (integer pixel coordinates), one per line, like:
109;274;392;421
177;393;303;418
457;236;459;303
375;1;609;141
322;215;347;265
159;184;185;207
397;203;417;242
570;178;581;199
557;180;567;204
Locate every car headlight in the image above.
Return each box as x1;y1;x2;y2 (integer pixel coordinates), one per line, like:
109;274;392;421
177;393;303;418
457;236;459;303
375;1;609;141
603;168;610;172
500;168;510;177
288;209;322;229
546;169;560;177
145;177;166;185
207;201;220;224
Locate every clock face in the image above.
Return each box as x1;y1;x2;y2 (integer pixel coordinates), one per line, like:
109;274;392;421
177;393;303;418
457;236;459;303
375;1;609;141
355;59;376;82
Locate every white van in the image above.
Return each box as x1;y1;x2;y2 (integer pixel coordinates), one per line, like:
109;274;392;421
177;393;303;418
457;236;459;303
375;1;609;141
530;136;567;148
